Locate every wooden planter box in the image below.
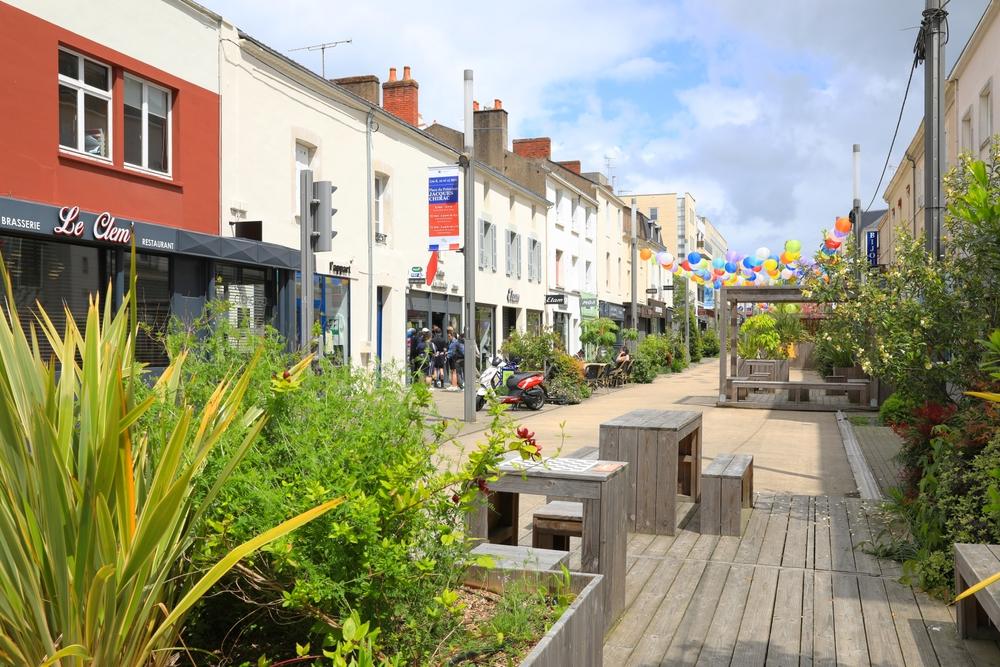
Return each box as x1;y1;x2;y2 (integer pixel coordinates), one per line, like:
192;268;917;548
465;566;605;667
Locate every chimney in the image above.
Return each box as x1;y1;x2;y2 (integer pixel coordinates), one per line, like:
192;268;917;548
512;137;551;160
474;100;508;169
556;160;581;175
331;75;380;105
494;98;502;109
382;65;419;126
473;100;480;111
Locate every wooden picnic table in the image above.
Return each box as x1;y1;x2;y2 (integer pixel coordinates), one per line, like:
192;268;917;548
599;409;703;535
468;455;628;631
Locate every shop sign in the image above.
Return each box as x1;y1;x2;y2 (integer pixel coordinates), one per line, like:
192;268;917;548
427;166;461;251
506;289;520;304
704;289;715;309
56;206;132;244
580;292;598;319
866;230;879;267
408;265;425;284
599;301;626;321
329;263;351;277
645;287;658;295
545;294;566;306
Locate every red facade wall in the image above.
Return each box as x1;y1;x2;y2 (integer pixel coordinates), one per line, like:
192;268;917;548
0;2;219;234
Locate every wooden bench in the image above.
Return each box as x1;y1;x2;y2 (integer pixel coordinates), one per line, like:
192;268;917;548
731;379;869;405
955;543;1000;639
701;454;753;536
532;501;583;550
471;542;570;572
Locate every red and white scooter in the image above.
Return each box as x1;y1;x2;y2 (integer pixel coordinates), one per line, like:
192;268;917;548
475;356;546;412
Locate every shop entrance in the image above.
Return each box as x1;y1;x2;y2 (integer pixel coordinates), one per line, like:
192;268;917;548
502;306;517;340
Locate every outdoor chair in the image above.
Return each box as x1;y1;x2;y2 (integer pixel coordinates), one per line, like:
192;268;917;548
584;363;603;390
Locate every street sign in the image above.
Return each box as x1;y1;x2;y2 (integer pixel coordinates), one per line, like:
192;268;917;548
866;230;879;267
645;288;658;295
408;265;425;284
545;294;566;305
428;166;461;251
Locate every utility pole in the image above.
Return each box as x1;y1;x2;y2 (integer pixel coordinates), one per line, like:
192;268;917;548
630;197;638;333
463;69;477;423
919;0;946;260
852;144;862;262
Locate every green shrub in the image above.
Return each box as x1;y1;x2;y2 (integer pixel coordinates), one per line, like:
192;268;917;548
702;328;721;357
629;354;658;383
879;392;920;426
671;357;685;373
501;328;562;370
547;351;591;403
151;311;542;664
580;317;620;361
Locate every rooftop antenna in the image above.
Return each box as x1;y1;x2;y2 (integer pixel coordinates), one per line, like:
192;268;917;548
289;39;353;78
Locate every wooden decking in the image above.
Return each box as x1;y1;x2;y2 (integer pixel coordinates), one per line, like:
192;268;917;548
521;494;1000;666
720;391;875;412
853;424;905;497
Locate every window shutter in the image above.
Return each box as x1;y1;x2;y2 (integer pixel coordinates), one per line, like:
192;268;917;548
490;225;497;272
505;230;512;277
478;219;486;269
517;235;522;279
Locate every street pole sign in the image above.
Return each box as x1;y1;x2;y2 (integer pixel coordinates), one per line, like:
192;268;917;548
645;287;658;295
428;165;461;251
866;230;879;267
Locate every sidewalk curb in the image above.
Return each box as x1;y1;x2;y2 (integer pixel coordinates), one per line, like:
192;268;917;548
836;411;882;501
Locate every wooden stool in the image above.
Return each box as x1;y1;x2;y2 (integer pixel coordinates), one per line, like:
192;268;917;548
532;501;583;551
955;543;1000;639
701;454;753;536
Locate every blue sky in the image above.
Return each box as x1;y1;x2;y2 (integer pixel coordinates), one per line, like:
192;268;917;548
203;0;989;255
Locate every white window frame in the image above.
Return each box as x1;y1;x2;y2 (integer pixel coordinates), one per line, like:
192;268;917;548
123;74;172;176
962;107;973;153
555;190;564;227
58;47;112;162
374;174;387;239
479;218;497;272
555;249;564;287
979;80;993;154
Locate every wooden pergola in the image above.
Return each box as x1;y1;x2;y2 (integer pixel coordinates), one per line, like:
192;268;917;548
718;285;830;407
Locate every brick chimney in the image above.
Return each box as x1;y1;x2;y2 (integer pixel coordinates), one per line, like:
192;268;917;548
556;160;581;174
474;100;508;170
331;75;380;105
512;137;551;160
382;65;419;126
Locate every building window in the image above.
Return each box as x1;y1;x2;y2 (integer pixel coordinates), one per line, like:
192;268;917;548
374;173;387;242
962;109;973;153
571;255;579;290
134;253;171;365
58;49;111;159
605;252;611;287
649;207;658;221
506;229;522;278
555;189;564;226
571;197;579;233
294;141;314;218
585;206;595;238
217;263;275;345
585;260;593;291
527;237;542;283
980;82;993;156
124;76;171;174
555;249;564;287
478;218;497;271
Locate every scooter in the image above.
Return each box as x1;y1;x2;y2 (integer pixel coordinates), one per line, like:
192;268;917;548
475;356;546;411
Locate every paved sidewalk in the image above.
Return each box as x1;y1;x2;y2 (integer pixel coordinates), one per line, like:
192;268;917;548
432;360;856;496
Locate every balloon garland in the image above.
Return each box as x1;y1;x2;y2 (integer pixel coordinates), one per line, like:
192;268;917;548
646;217;854;289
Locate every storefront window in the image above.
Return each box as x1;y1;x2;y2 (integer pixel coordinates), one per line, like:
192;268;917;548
0;234;102;362
476;304;495;368
526;309;542;335
134;253;170;366
315;274;349;363
215;263;274;347
552;311;570;351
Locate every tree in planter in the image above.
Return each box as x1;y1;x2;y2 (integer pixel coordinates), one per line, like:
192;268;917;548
580;317;619;361
701;327;721;357
738;313;783;360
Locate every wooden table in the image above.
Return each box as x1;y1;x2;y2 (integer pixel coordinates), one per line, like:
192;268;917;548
468;456;628;631
599;409;702;535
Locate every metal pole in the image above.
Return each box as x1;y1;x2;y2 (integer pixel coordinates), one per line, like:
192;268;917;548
923;0;946;260
630;197;638;332
299;169;314;352
366;111;375;353
463;69;477;423
852;144;862;261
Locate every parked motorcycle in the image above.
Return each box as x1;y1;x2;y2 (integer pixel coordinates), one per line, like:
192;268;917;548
475;356;546;411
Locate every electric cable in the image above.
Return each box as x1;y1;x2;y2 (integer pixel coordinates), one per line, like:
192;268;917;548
865;54;918;212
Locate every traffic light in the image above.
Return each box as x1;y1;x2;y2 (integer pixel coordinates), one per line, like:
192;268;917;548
848;209;858;229
311;181;337;252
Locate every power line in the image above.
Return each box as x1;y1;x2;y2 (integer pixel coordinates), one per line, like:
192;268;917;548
865;54;918;212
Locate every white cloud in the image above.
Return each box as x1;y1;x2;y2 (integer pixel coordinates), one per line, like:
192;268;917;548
607;57;673;81
676;84;762;128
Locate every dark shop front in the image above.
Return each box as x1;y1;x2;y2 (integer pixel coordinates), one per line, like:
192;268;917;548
0;196;298;365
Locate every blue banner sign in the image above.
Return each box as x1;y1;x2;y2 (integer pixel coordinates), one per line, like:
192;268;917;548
866;230;879;267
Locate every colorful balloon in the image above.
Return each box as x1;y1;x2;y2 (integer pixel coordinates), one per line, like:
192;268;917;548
835;217;852;234
785;239;802;253
687;252;702;265
712;257;725;270
755;247;770;260
639;247;653;261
